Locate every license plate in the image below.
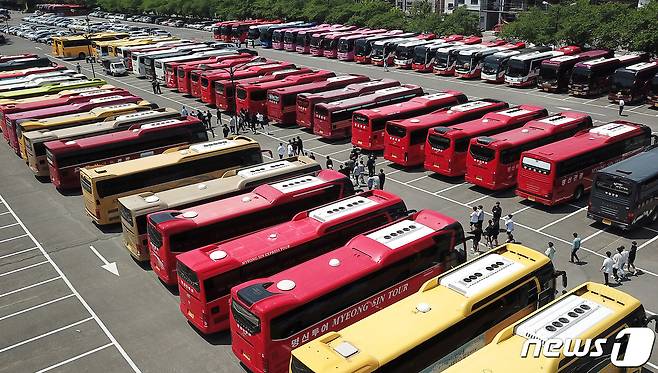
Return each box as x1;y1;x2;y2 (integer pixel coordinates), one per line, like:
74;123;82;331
602;219;611;225
528;196;535;202
187;310;194;319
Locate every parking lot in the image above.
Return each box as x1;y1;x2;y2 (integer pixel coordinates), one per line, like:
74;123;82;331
1;13;657;372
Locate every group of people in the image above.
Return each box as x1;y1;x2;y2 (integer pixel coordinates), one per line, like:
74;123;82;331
468;202;514;253
277;137;306;159
231;108;269;135
601;242;639;286
181;106;215;136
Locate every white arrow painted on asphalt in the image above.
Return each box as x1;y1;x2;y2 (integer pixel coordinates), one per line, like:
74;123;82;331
89;245;119;276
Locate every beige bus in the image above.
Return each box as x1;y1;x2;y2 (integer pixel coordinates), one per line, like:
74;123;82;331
24;108;180;177
117;156;321;260
80;137;263;226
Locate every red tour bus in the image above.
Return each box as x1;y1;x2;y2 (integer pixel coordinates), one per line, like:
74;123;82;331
235;70;336;116
353;32;411;64
46;117;206;190
297;80;403;131
175;54;259;93
189;58;266;99
309;27;358;56
537;50;612;93
424;105;548;177
384;99;508;167
214;68;311;112
196;60;277;103
337;33;384;61
201;62;297;106
323;30;383;59
266;75;369;125
230;210;467;373
176;190;409;334
295;27;332;54
608;61;658;104
0;87;127;140
148;170;354;285
0;65;66;81
314;85;424;140
180;56;260;96
168;53;255;89
465;111;593;190
213;21;237;40
516;121;652;206
569;54;648;97
0;54;38;63
352;91;467;151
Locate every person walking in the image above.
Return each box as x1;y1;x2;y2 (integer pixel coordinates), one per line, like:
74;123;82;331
353;162;361;185
471;226;482;254
222;124;230;138
545;242;556;262
601;251;614;286
181;105;188;117
484;220;495;249
229;115;237;135
205;112;215;137
325;156;334;170
570;232;581;263
277;142;285;159
155;79;162;94
255;112;264;131
366;155;375;176
469;206;479;231
612;247;624;284
367;174;376;190
296;136;304;155
378;169;385;189
287;140;294;157
206;109;213;127
618;99;625;116
504;214;515;243
491;202;502;229
628;241;638;275
216;108;223;126
291;137;298;155
476;205;485;230
620;245;630;278
357;160;366;186
151;79;158;94
75;62;81;74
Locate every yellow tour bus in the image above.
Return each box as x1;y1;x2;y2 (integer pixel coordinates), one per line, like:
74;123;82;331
0;85;116;106
117;156;320;261
23;108;180;177
17;100;154;159
52;32;129;59
80;137;264;225
442;281;658;373
107;37;178;58
290;244;569;373
0;79;107;101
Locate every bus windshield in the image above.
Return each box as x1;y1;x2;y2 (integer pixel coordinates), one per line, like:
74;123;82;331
540;65;559;81
455;54;472;69
612;71;636;90
571;67;591;84
507;59;529;77
413;46;427;64
482;58;502;75
337;39;351;53
469;144;495;162
396;46;411;59
355;40;369;55
435;51;449;67
371;44;385;57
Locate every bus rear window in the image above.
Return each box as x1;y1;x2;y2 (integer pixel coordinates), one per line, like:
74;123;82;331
147;222;162;248
522;156;552;175
250;90;266;101
231;299;261;334
236;89;247;100
177;261;199;292
297;98;309;108
469;145;495;162
428;134;450;150
200;78;209;87
386;124;406;138
267;92;280;104
353;113;368;126
595;177;632;196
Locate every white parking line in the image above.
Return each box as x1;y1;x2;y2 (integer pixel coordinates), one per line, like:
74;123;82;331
35;343;114;373
0;277;62;299
0;317;93;353
0;195;141;373
0;211;10;216
0;246;38;260
0;294;75;322
406;175;429;184
306;143;333;151
581;229;607;243
538;207;588;231
0;234;28;244
512;205;533;215
466;194;491;206
639;235;658;251
0;222;19;230
325;147;351;156
0;260;49;278
433;182;466;195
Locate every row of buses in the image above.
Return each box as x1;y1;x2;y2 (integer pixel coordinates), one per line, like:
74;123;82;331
2;52;657;372
246;21;658;105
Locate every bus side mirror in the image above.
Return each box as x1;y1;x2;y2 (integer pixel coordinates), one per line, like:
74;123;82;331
405;209;418;216
261;149;273;158
553;270;568;289
646;315;658;332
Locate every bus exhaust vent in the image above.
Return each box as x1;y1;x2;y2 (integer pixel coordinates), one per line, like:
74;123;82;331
309;196;377;222
589;123;636;137
269;175;325;193
497;107;532;117
539;115;575;126
140;119;181;129
88;95;127;104
238;160;294;178
366;220;434;250
438;253;524;297
188;140;236;153
514;295;613;342
333;342;359;358
449;100;493;112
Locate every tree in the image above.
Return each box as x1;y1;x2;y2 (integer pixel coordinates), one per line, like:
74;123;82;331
439;6;480;36
407;0;441;34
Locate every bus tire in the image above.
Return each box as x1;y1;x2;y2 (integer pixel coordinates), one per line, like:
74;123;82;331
78;52;86;60
573;186;584;201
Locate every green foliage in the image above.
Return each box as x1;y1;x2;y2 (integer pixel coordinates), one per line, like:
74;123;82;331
438;6;480;36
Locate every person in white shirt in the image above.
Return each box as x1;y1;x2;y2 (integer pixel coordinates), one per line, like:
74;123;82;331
504;214;515;243
277;143;285;159
601;251;614;286
469;206;479;230
620;246;630;273
476;205;484;230
545;242;556;261
612;247;624;284
287;141;294;157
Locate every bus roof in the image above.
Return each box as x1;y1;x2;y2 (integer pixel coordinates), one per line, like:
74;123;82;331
392;99;508;130
598;146;658;182
19;101;151;129
235;210;458;311
270;75;369;96
291;244;550;372
397;39;435;48
296;79;398;101
623;61;658;72
356;91;466;117
434;105;547;139
9;94;139;121
509;50;562;61
316;85;422;109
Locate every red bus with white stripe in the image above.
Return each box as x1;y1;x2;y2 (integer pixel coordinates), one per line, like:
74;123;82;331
465;112;593;190
148;170;354;285
230;210;466;373
167;53;255;90
516;121;652;206
174;54;259;93
188;57;267;99
351;91;467;151
384;99;508;167
177;191;409;334
424;105;548;177
0;65;66;81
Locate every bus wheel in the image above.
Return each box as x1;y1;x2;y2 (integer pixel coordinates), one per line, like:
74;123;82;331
573;186;584;201
78;52;86;60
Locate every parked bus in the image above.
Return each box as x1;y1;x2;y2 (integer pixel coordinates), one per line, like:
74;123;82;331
454;45;526;79
337;33;384;61
156;50;244;84
0;57;54;72
324;30;382;59
393;40;437;69
266;75;369;125
424;105;548;177
314;85;424;140
215;67;310;112
538;50;612;93
259;23;305;48
80;137;262;225
433;44;483;76
0;79;106;101
46;116;207;190
52;33;128;59
517;121;652;206
119;157;320;261
505;51;565;87
0;53;37;63
410;41;451;73
177;55;260;95
167;54;246;89
297;80;402;131
0;65;67;81
235;70;335;116
291;243;568;373
588;147;658;229
384;99;509;167
124;40;189;69
648;72;658;107
295;27;335;54
480;49;527;83
212;21;237;41
273;24;318;50
465;112;593;190
352;91;467;151
284;25;326;52
177;190;409;334
233;21;277;45
25;108;178;177
149;170;353;285
0;73;87;93
354;33;412;64
442;282;657;373
371;37;417;67
143;46;215;80
190;57;266;99
232;210;467;373
569;54;648;97
608;61;658;104
309;27;358;56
